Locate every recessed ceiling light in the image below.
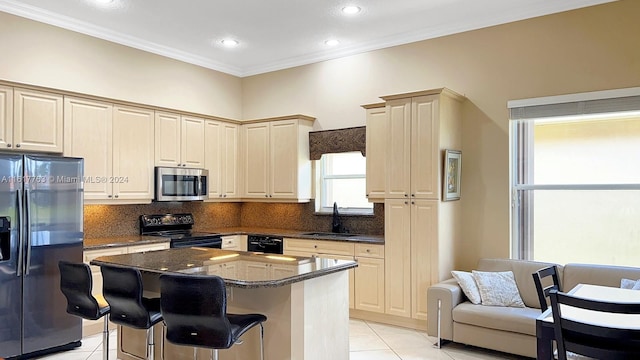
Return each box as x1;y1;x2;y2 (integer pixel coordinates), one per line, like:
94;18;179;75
325;39;340;46
221;39;239;48
341;6;361;15
94;0;114;4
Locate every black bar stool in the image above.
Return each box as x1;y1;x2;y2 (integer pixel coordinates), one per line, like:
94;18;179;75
58;261;111;360
100;265;163;360
159;273;267;360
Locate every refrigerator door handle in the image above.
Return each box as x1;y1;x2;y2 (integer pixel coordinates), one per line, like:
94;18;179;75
25;189;32;276
17;188;24;277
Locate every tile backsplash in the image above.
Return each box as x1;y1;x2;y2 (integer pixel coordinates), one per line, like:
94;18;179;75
84;202;383;238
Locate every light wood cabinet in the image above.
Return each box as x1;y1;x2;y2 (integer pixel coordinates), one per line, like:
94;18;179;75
241;117;313;201
64;97;113;200
385;95;440;199
364;103;386;202
205;120;240;200
410;200;438;320
0;85;14;153
380;88;463;322
221;234;247;251
112;105;155;201
284;238;386;312
354;243;385;313
65;98;154;203
384;199;412;318
155;111;205;168
1;87;63;153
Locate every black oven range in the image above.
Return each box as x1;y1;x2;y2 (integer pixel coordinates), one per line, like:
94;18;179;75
139;213;222;248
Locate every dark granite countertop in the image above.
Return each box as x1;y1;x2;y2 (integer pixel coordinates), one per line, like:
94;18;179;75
84;235;170;250
90;247;357;289
206;227;384;244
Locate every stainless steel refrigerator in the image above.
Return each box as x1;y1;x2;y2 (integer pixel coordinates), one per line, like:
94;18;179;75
0;154;84;359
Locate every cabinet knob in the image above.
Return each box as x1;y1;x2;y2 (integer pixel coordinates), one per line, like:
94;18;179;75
314;245;318;249
366;249;370;252
269;195;273;198
224;194;227;198
265;195;268;198
404;201;408;205
411;194;415;197
114;195;119;198
107;195;113;198
6;144;11;148
404;194;408;197
411;201;415;205
16;144;20;148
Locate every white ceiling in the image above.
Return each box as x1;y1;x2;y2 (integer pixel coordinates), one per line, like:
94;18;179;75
0;0;615;77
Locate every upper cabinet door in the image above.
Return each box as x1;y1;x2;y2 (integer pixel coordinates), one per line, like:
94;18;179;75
112;105;154;201
385;99;411;199
13;88;63;153
180;115;205;168
411;95;439;199
269;119;298;199
63;97;113;200
365;105;386;201
222;122;240;198
0;85;13;150
205;120;223;199
154;111;181;167
242;122;270;198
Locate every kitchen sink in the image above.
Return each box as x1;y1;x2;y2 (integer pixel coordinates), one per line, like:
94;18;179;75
301;232;356;238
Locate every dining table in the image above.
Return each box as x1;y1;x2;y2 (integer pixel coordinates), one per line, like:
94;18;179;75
535;283;640;359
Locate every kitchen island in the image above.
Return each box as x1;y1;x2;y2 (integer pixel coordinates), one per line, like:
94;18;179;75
91;247;357;360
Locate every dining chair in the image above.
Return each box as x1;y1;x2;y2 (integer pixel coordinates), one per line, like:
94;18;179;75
101;265;163;360
159;273;267;360
549;289;640;360
532;265;561;312
58;261;111;360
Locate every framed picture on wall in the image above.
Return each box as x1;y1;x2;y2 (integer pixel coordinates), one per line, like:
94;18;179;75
443;149;462;201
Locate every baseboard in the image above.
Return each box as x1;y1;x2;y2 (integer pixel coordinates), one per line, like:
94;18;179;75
350;309;427;331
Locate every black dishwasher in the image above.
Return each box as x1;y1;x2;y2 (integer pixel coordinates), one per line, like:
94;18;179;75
247;235;283;254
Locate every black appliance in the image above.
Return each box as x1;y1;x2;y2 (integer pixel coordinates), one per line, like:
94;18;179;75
247;235;284;254
139;213;222;248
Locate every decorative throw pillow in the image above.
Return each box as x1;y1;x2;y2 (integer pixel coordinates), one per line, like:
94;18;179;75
620;278;640;290
451;271;482;304
472;270;525;308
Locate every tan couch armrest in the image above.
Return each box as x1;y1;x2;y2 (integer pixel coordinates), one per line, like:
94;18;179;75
427;278;464;340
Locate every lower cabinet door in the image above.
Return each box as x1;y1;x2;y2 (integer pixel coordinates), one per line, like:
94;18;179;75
354;257;385;313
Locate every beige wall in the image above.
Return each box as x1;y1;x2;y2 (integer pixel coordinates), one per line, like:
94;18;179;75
1;1;639;270
242;0;640;270
0;12;242;119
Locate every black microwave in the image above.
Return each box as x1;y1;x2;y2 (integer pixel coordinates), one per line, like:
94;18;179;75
155;167;208;201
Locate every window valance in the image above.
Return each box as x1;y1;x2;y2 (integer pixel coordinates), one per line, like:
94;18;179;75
308;126;366;160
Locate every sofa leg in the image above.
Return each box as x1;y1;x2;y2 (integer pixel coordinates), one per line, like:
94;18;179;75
434;299;442;349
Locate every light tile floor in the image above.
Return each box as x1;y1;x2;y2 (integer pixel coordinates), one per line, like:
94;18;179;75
33;319;531;360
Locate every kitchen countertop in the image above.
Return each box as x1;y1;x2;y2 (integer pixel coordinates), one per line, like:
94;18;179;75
83;228;384;250
89;247;357;289
206;227;385;244
84;235;170;250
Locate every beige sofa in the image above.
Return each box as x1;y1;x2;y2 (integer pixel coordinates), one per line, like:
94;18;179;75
426;258;640;358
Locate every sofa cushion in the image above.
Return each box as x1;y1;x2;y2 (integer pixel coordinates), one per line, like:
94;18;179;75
472;270;525;307
563;263;640;291
621;278;640;290
452;302;540;336
477;258;563;309
451;271;482;304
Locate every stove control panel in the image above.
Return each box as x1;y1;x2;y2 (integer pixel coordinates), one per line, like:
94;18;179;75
140;213;195;228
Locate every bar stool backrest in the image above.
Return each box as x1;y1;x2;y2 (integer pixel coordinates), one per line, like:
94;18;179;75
58;260;102;320
160;274;234;349
101;265;153;329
